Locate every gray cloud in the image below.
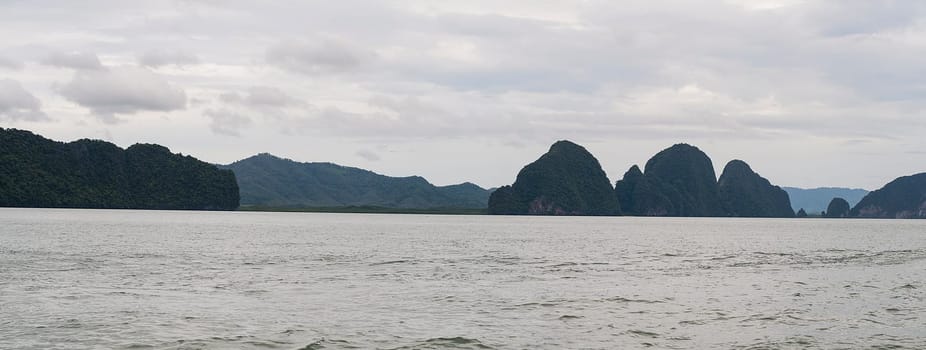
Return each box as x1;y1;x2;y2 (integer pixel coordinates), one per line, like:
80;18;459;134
3;0;926;188
41;51;103;70
803;1;926;37
0;56;23;70
220;86;303;108
204;108;252;137
59;67;186;123
137;49;200;67
0;79;47;121
355;149;381;161
266;38;373;75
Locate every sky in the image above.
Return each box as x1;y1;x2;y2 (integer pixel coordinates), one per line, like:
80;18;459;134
1;0;925;190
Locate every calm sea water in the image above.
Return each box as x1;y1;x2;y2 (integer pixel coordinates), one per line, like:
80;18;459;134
1;208;924;349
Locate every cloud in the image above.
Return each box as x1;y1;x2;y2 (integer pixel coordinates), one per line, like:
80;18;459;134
803;1;926;37
137;49;200;67
307;99;454;139
355;149;381;161
204;108;252;137
266;38;373;75
58;66;186;123
41;51;103;70
0;56;23;70
0;79;47;121
213;87;305;129
219;86;303;108
5;0;926;188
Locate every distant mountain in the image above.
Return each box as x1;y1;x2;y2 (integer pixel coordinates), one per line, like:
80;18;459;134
619;144;725;216
488;140;620;215
782;187;868;215
851;173;926;219
718;160;795;217
0;128;239;210
222;153;489;209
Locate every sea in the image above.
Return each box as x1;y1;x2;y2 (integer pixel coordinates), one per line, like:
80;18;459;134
1;208;924;349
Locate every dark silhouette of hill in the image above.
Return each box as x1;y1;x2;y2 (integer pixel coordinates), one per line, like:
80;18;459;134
488;140;620;215
222;153;489;209
718;160;794;217
614;165;643;215
851;173;926;218
618;144;725;216
824;197;851;218
0;128;238;210
494;142;795;217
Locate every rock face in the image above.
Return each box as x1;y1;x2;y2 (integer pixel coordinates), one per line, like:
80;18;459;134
0;128;239;210
488;140;620;215
796;208;808;217
850;173;926;218
824;198;851;218
614;165;643;215
618;144;725;216
223;153;490;209
717;160;795;217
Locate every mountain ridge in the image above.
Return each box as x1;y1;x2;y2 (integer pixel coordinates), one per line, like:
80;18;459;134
222;153;490;209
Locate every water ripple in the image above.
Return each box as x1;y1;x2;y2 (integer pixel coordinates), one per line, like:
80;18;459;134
2;210;926;349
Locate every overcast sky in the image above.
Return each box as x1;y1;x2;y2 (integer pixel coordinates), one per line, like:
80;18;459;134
1;0;924;190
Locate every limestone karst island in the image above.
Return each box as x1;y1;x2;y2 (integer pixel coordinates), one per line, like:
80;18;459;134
1;128;925;218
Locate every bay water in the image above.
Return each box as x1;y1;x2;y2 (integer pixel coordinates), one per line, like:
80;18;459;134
1;208;924;349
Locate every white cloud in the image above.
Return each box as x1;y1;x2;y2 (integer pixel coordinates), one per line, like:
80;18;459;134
0;79;47;121
58;66;186;123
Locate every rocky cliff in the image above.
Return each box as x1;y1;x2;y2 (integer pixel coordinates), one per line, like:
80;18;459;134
488;140;620;215
718;160;794;217
618;144;725;216
851;173;926;218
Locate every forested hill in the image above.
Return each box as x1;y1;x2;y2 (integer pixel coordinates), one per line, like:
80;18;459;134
493;141;795;217
488;140;619;215
0;128;239;210
222;153;490;209
851;173;926;219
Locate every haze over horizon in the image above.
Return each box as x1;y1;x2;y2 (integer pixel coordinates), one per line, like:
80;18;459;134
1;1;924;190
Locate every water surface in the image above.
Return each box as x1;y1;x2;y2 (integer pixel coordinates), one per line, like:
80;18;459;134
1;208;924;349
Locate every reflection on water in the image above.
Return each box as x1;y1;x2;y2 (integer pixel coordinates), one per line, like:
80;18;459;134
1;208;924;349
